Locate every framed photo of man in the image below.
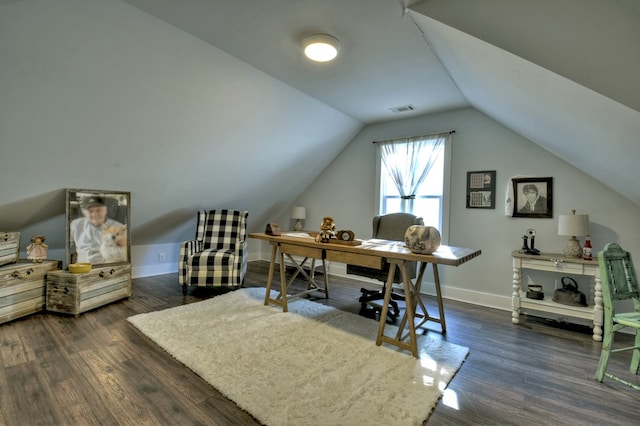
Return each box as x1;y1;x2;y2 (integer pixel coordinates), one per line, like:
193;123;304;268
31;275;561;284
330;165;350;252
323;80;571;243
65;189;131;267
512;177;553;218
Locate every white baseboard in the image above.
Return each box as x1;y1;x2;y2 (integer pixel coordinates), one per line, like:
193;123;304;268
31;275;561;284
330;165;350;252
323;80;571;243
327;262;512;312
132;262;178;279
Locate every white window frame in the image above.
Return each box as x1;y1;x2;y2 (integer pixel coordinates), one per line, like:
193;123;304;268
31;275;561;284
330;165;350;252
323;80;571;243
374;135;452;244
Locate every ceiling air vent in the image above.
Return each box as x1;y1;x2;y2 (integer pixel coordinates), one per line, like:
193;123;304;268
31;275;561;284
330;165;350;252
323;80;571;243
389;104;415;113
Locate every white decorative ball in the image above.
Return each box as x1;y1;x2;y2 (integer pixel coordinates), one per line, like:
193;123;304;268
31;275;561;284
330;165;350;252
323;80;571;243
404;225;441;254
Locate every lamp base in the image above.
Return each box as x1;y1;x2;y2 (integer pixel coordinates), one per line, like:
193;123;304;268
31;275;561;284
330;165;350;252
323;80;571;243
563;237;583;258
294;219;303;231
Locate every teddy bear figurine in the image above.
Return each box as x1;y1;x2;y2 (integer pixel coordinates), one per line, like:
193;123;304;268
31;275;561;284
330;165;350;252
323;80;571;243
315;216;337;243
26;234;48;262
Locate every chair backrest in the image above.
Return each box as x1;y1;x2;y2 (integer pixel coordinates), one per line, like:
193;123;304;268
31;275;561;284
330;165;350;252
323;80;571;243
372;212;424;241
195;209;248;250
598;243;640;311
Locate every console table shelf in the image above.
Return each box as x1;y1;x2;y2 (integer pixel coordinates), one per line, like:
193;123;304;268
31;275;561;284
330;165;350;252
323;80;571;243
511;250;602;341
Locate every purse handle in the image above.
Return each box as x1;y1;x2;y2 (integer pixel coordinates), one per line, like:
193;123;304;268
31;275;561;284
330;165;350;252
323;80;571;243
561;276;578;290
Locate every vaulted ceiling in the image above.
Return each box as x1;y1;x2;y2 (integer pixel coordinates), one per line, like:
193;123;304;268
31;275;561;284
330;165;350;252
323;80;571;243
121;0;640;206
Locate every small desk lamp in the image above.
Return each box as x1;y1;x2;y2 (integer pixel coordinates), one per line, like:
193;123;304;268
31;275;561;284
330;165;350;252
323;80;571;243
558;209;589;258
292;206;306;231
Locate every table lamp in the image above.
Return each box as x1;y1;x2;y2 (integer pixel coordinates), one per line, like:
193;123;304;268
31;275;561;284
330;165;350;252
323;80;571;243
292;206;306;231
558;209;589;258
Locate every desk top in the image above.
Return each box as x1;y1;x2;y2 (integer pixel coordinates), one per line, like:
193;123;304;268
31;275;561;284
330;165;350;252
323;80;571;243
249;232;481;267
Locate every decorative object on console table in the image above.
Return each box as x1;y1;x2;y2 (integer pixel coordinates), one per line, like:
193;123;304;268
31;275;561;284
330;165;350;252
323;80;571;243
291;206;306;231
519;228;540;255
0;232;20;267
583;235;593;260
0;260;59;325
511;250;602;341
558;209;589;258
46;264;131;317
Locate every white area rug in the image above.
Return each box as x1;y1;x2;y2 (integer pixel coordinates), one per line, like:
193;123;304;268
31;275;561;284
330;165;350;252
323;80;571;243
128;288;469;425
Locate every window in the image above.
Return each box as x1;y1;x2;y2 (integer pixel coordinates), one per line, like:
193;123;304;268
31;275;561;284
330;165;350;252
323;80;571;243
376;132;452;237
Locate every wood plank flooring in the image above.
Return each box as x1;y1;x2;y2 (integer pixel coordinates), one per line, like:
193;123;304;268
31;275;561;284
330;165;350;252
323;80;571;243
1;261;639;425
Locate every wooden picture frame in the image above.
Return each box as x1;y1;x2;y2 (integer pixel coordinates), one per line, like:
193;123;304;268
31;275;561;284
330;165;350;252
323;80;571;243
65;189;131;267
512;177;553;218
466;170;496;209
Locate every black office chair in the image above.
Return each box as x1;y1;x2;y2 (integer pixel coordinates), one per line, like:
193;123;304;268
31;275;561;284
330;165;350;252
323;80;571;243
347;213;423;322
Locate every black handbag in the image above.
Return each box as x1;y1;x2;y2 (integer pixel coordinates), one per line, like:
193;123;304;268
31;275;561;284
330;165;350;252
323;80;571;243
552;277;587;307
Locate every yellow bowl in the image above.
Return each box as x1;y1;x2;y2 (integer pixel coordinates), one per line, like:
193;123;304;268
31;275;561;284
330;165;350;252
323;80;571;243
68;263;92;274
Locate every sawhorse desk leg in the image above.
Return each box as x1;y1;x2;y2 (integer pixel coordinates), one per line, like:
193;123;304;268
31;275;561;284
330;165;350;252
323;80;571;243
263;242;329;313
375;260;447;357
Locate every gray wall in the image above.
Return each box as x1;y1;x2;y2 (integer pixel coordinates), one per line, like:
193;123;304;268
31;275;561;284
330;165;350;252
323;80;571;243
2;0;638;311
0;0;360;276
285;107;640;310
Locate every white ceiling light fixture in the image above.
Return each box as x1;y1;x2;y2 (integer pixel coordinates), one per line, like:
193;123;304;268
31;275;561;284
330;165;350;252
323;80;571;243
303;34;341;62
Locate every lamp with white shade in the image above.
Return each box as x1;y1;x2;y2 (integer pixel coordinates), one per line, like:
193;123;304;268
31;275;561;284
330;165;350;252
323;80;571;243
292;206;306;231
558;209;589;258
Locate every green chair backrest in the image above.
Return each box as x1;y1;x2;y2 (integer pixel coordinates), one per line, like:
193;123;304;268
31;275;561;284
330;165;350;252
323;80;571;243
599;243;640;310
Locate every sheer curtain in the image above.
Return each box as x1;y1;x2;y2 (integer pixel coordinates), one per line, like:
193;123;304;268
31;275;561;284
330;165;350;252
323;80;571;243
378;132;449;212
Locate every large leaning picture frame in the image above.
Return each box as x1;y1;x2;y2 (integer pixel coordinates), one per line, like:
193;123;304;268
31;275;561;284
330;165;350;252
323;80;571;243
512;177;553;218
65;189;131;267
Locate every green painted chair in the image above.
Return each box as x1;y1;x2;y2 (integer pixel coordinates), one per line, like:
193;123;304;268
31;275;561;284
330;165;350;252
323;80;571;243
595;243;640;391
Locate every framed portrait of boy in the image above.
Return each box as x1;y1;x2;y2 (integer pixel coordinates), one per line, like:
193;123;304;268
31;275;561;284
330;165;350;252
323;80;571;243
65;189;131;267
512;177;553;218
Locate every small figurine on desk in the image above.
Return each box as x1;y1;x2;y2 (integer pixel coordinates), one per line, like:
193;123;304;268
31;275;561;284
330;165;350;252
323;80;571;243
519;229;540;255
26;234;48;262
315;216;337;243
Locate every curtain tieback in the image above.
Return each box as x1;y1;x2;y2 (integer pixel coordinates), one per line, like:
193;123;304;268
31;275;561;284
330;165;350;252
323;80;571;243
401;195;416;200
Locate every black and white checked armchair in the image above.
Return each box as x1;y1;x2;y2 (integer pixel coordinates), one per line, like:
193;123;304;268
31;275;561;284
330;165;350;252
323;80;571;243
179;209;249;296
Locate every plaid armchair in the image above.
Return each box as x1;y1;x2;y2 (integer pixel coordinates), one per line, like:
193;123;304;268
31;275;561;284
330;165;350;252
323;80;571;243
179;209;249;296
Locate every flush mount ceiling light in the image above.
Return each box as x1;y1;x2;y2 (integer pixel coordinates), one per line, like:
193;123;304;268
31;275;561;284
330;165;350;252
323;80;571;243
303;34;341;62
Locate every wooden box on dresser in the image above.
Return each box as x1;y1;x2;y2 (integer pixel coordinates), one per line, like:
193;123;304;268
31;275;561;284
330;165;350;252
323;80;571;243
46;264;131;317
0;260;60;325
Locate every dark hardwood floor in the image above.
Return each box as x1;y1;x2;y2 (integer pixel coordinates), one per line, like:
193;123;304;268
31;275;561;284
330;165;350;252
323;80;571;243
1;261;639;425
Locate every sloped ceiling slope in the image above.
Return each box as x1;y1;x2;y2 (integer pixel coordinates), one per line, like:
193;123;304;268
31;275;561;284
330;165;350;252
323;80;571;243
123;0;640;206
121;0;468;123
0;0;361;248
410;0;640;205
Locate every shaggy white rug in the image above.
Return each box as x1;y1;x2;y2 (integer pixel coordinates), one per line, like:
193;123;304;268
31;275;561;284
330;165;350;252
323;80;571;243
128;288;469;425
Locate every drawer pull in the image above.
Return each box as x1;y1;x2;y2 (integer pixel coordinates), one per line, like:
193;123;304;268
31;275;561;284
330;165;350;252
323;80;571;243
99;269;116;278
550;258;563;267
11;268;34;279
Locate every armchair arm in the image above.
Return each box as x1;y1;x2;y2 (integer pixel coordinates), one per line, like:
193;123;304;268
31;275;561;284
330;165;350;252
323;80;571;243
179;239;202;285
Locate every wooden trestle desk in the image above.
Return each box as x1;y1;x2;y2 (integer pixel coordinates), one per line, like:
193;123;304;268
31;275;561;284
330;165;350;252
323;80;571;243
249;232;481;357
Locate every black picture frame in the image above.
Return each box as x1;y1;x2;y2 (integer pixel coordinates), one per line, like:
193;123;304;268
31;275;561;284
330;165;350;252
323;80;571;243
466;170;496;209
512;177;553;218
65;189;131;267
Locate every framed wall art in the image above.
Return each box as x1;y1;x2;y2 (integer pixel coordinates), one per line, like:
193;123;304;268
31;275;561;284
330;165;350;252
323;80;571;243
65;189;131;266
511;177;553;218
466;170;496;209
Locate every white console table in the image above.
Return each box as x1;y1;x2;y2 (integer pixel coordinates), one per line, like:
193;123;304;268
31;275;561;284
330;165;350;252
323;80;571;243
511;250;602;341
